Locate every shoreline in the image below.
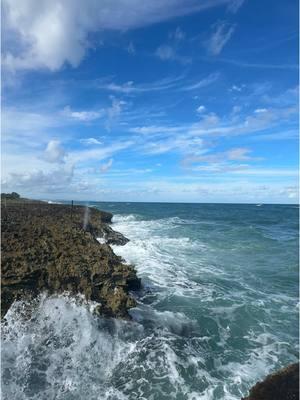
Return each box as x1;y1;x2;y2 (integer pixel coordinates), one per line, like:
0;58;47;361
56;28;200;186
1;199;141;319
1;196;298;399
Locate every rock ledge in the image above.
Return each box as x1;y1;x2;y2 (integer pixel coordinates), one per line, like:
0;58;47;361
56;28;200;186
1;200;141;319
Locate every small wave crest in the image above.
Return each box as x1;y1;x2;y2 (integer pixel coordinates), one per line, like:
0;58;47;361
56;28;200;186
111;214;209;299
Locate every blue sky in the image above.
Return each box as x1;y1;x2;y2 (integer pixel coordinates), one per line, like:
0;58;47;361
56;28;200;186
2;0;299;203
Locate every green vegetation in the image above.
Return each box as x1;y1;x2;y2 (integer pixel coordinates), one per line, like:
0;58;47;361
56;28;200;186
1;192;21;200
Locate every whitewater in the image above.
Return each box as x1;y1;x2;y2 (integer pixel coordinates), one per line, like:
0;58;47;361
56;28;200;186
2;202;298;399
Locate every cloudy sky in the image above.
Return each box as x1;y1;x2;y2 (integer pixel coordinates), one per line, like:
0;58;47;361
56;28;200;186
2;0;298;203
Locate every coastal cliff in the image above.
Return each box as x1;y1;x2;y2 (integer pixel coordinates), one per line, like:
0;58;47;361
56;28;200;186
1;199;141;319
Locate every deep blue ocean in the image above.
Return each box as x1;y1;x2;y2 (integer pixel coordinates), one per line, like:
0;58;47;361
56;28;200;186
2;202;299;399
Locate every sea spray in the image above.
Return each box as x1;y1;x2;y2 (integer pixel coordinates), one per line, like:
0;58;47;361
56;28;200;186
83;204;90;230
2;203;298;399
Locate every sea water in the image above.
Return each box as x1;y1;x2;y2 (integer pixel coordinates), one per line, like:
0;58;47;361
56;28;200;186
2;203;299;399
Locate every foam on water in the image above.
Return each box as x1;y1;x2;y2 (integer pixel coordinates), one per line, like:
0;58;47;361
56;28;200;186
111;214;211;299
110;211;298;397
2;294;141;400
2;295;218;399
2;204;298;399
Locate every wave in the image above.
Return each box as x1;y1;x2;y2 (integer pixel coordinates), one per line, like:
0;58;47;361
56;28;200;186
2;293;296;400
111;214;210;299
2;209;297;400
2;296;290;400
112;214;201;227
2;294;140;400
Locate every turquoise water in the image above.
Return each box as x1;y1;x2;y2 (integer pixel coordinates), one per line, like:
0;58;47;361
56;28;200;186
2;203;299;399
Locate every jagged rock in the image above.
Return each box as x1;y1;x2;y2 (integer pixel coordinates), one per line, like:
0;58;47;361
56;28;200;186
101;224;130;245
242;363;299;400
1;201;141;319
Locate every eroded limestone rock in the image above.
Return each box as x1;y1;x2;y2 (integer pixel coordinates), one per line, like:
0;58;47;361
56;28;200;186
1;201;140;319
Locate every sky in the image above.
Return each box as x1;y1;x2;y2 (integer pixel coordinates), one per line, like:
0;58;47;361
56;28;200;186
1;0;299;203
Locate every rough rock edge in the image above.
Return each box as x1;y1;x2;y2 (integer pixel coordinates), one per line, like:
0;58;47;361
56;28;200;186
242;362;299;400
1;201;141;319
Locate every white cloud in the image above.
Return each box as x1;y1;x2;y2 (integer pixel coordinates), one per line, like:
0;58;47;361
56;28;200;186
97;75;183;94
100;158;113;172
251;130;298;141
280;186;298;199
180;73;219;91
130;104;297;155
130;125;184;135
232;168;299;177
80;137;102;145
155;45;176;61
185;147;256;164
229;84;245;92
2;108;62;139
97;73;217;94
61;99;126;128
155;44;190;64
217;58;298;70
227;0;245;13
132;179;298;204
3;165;74;192
262;86;299;107
243;106;297;132
169;27;185;41
206;21;235;55
254;108;267;113
141;136;205;155
199;112;220;127
69;141;133;164
44;140;66;163
2;0;230;71
196;105;206;113
99;80;136;94
126;42;135;54
227;148;254;160
231;105;241;114
106;97;127;129
62;106;104;121
100;167;153;177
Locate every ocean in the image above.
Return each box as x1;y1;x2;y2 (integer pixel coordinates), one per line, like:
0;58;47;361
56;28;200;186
2;202;299;400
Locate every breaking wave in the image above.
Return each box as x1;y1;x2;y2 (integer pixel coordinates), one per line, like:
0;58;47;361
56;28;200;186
2;204;298;399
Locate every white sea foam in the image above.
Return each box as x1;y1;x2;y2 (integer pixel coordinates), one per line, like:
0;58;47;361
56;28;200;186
1;295;217;399
2;294;141;400
2;209;297;400
109;212;297;398
111;214;213;300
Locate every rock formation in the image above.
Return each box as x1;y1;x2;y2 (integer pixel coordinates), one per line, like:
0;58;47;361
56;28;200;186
242;363;299;400
1;200;141;319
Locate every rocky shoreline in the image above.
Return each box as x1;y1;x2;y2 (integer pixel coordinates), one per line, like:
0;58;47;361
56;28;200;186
1;199;141;319
1;196;298;399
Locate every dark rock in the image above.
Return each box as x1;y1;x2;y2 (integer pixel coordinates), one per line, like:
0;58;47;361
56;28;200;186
101;224;130;245
1;192;21;200
242;363;299;400
1;201;140;319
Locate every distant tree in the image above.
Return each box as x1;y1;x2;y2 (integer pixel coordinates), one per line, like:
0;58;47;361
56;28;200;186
1;192;21;199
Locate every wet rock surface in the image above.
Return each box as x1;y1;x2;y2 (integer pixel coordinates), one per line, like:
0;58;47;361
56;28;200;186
1;201;141;319
101;224;130;245
242;363;299;400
